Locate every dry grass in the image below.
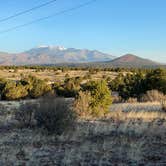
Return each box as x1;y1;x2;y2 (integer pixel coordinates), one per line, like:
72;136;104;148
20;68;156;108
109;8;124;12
161;100;166;112
141;90;166;102
110;102;161;112
0;100;165;165
107;110;166;122
0;69;118;83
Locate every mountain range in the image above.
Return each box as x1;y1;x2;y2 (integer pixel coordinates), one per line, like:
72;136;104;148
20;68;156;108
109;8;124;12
0;46;115;65
0;46;162;67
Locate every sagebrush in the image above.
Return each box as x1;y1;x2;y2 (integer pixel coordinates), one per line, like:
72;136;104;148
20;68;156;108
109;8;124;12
34;98;77;135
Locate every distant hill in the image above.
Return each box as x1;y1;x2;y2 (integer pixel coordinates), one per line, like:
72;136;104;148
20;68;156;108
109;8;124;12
0;46;115;65
0;47;163;68
102;54;161;68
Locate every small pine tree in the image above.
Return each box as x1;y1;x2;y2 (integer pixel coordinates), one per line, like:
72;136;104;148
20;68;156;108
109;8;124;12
76;80;112;117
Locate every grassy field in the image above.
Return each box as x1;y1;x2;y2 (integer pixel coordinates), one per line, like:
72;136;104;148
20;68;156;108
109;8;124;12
0;100;165;165
110;102;161;112
0;69;118;83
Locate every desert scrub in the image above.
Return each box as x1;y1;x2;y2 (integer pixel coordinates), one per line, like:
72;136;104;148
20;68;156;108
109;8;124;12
161;100;166;112
2;81;28;100
15;102;37;128
126;97;138;103
140;90;166;102
34;97;77;135
75;80;112;118
74;91;92;118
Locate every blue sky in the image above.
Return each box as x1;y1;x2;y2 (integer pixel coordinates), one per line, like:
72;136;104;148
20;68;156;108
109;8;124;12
0;0;166;62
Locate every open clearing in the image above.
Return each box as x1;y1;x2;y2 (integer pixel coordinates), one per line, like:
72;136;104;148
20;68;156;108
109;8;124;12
0;69;118;83
110;102;161;112
0;100;162;112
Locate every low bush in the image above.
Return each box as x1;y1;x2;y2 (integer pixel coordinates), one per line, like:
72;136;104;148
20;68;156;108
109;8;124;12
161;101;166;112
15;102;37;128
29;79;52;98
74;91;92;118
21;75;52;98
2;81;28;100
140;90;166;102
126;97;138;103
112;95;122;103
54;77;81;97
34;98;77;135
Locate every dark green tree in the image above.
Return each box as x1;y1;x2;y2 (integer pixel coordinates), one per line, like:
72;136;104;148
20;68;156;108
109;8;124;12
81;80;112;117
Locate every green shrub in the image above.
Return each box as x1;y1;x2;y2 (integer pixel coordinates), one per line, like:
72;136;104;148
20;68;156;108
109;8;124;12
109;69;166;100
77;80;112;117
146;68;166;94
34;98;77;135
54;77;81;97
3;81;28;100
21;75;52;98
29;79;52;98
0;78;6;92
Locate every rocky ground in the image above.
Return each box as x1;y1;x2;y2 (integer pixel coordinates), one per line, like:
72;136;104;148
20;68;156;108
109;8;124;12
0;101;166;166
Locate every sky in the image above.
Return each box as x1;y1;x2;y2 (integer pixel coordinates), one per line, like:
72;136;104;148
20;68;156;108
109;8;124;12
0;0;166;63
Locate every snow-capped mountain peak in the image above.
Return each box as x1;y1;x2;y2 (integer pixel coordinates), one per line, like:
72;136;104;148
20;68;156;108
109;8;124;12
37;45;66;51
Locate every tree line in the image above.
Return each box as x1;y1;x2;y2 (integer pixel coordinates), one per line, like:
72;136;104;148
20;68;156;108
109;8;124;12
109;68;166;100
0;67;165;102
